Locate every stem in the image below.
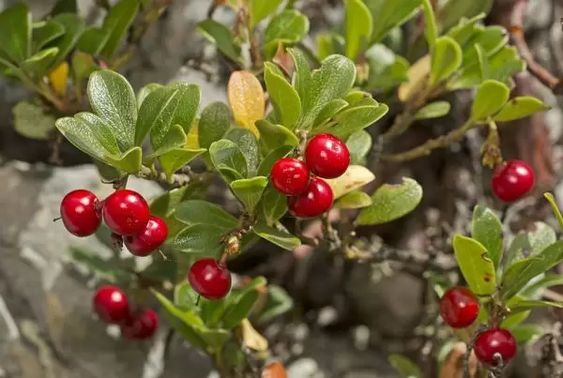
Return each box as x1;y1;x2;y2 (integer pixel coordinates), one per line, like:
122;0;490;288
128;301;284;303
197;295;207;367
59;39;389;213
381;120;478;162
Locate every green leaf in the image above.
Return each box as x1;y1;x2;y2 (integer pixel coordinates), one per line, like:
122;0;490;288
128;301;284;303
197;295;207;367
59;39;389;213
511;324;543;344
414;101;451;120
174;224;225;255
209;139;248;182
356;177;422;226
222;277;267;329
198;102;231;149
509;299;563;313
175;200;238;230
0;4;31;63
55;112;121;164
52;0;78;15
87;70;137;150
421;0;438;47
501;241;563;300
493;96;549;122
140;83;200;147
544;192;563;230
257;186;288;226
264;62;301;129
344;0;373;60
453;235;496;295
230;176;268;213
48;14;85;69
224;129;259;177
289;48;312;105
21;48;58;78
365;44;410;91
522;273;563;296
430;36;462;85
147;124;187;158
388;354;422;378
257;285;293;323
71;51;96;84
32;20;65;52
319;104;389;139
346;130;372;165
325;165;375;199
197;19;241;63
152;290;208;350
77;27;107;55
365;0;421;43
13;101;56;140
471;205;503;268
106;146;142;173
249;0;283;28
159;147;205;179
99;0;139;58
470;80;510;120
438;0;493;32
263;10;309;57
256;120;299;153
300;55;356;129
257;145;293;177
69;246;132;283
334;191;372;209
314;99;349;128
253;222;301;251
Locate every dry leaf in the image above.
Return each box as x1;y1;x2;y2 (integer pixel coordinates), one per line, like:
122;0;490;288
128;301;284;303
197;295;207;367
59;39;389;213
324;165;375;199
439;342;478;378
48;62;69;97
228;70;265;136
240;318;268;351
398;55;430;103
262;361;287;378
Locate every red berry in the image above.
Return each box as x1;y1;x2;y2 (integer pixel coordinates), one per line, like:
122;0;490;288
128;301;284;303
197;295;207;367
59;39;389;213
474;328;517;366
60;190;101;236
439;287;480;328
188;258;231;300
93;285;130;324
491;160;535;202
102;189;150;235
305;133;350;178
121;308;158;340
124;215;168;256
271;157;310;195
288;177;334;218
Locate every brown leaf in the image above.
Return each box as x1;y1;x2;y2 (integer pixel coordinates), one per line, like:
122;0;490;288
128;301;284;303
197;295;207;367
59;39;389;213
262;361;287;378
439;342;478;378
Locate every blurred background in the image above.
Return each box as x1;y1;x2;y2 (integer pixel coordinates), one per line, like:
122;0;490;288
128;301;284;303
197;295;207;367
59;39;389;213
0;0;562;377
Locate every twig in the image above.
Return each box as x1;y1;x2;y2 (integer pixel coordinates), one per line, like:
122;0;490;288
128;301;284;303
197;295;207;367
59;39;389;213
382;120;478;162
508;0;563;94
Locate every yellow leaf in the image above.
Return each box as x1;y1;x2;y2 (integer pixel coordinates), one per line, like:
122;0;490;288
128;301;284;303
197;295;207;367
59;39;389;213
325;165;375;199
48;62;69;97
240;318;268;351
228;70;264;136
186;121;199;149
398;55;430;103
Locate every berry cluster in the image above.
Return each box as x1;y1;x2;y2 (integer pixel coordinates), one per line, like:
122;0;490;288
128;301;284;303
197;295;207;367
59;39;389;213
271;133;350;218
188;258;232;300
439;287;517;366
60;189;168;256
491;160;535;202
93;285;158;339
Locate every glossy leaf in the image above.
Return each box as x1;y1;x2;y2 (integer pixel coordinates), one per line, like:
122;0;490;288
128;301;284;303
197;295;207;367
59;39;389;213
325;165;375;199
224;128;260;177
13;101;55;140
197;19;241;63
21;48;58;78
318;104;388;139
209;139;249;182
344;0;373;60
230;176;268;213
470;80;509;120
48;14;85;69
175;200;238;230
99;0;139;58
501;241;563;300
87;70;137;150
32;20;64;52
257;186;288;226
289;48;312;105
493;96;549;122
264;10;309;56
453;235;496;295
228;70;264;136
106;146;142;173
414;101;451;120
314;99;349;128
356;177;422;226
198;102;231;149
430;36;462;85
471;205;503;268
159;147;205;179
0;4;31;63
174;224;225;255
257;145;293;177
264;62;301;128
253;222;300;251
256;120;299;153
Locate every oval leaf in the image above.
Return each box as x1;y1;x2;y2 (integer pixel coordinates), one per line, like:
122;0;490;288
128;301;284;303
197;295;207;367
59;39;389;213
325;165;375;199
453;235;496;295
470;79;510;120
228;70;265;136
471;205;503;268
430;36;462;85
493;96;549;122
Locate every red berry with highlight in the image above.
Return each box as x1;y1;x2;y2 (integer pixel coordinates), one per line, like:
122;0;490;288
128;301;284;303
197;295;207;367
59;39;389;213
271;157;310;195
188;258;231;300
60;190;101;237
474;328;517;366
93;285;130;324
288;177;334;218
305;133;350;178
124;215;168;256
121;308;159;340
491;160;535;202
439;287;480;328
102;189;150;235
